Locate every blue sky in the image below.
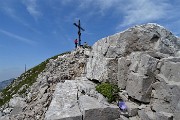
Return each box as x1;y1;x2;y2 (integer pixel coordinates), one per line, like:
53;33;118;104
0;0;180;81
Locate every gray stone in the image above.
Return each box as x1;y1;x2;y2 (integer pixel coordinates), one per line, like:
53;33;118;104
152;74;180;113
79;95;120;120
118;92;128;102
87;23;180;84
126;53;158;103
118;115;129;120
44;81;82;120
118;57;130;89
45;79;119;120
174;111;180;120
159;57;180;82
129;116;140;120
126;73;152;103
138;104;147;110
128;52;158;76
3;108;13;114
77;79;96;96
156;112;173;120
10;107;22;115
0;116;10;120
126;102;139;117
106;58;118;84
38;85;48;98
9;97;26;108
87;57;118;83
138;108;155;120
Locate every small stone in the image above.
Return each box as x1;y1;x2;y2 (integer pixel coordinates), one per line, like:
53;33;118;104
126;102;139;117
119;115;129;120
156;111;173;120
3;108;13;114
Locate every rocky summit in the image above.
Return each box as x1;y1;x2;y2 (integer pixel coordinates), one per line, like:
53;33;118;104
0;23;180;120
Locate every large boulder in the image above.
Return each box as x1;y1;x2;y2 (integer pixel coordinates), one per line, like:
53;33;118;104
45;79;120;120
117;57;130;89
126;53;158;103
150;57;180;119
86;23;180;83
158;57;180;82
79;95;119;120
45;80;82;120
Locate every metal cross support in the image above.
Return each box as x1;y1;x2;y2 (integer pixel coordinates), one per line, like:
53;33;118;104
73;20;85;46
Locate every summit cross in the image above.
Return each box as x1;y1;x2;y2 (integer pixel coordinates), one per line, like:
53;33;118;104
73;20;85;46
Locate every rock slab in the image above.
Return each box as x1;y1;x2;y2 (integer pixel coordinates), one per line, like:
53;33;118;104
45;80;120;120
45;80;82;120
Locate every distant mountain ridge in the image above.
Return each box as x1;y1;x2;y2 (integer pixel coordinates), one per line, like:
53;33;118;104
0;78;15;91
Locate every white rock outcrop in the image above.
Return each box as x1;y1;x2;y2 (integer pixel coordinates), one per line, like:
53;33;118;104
86;23;180;119
45;80;120;120
86;23;180;83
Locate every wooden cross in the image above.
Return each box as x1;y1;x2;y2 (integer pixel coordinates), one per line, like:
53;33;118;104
73;20;85;46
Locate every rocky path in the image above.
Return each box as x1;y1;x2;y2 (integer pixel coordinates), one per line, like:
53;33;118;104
45;78;120;120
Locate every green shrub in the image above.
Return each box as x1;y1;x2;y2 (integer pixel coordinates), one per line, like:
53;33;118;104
96;83;119;103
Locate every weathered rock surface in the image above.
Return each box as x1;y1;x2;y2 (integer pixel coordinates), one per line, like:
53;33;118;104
86;23;180;119
155;111;173;120
45;80;82;120
9;97;26;108
87;23;180;83
79;95;119;120
45;80;120;120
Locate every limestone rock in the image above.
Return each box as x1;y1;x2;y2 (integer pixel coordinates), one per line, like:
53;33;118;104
118;92;128;102
150;57;180;117
155;112;173;120
45;81;82;120
138;106;155;120
118;115;129;120
79;95;120;120
87;23;180;83
126;53;158;103
45;79;120;120
151;75;180;113
118;57;130;89
126;102;139;117
3;108;13;115
158;57;180;82
129;116;140;120
87;57;118;83
9;97;26;108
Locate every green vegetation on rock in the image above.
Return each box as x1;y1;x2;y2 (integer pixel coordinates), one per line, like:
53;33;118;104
0;51;70;107
96;82;119;103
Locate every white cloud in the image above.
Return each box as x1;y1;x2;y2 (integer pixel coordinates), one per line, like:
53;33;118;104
78;0;121;15
23;0;42;20
120;0;171;27
68;0;172;28
0;29;36;45
0;2;41;34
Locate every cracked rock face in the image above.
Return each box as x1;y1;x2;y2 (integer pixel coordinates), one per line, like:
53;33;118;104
86;23;180;119
45;80;120;120
86;23;180;82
